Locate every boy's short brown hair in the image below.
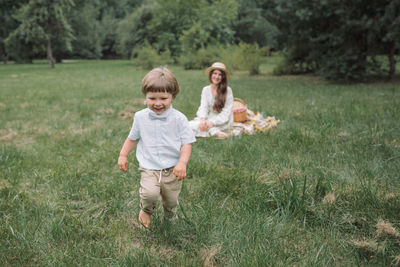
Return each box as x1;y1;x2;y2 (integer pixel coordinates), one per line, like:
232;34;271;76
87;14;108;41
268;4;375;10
141;67;179;98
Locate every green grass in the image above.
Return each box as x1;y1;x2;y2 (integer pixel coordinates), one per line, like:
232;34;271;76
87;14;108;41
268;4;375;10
1;58;400;266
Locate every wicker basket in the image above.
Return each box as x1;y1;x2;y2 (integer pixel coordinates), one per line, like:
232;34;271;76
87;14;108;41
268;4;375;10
232;98;247;122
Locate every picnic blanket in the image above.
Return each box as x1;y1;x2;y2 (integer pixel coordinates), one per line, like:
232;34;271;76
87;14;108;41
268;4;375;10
231;109;280;136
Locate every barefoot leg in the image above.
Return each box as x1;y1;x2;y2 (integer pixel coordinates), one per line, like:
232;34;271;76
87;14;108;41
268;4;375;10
215;132;228;138
139;210;151;228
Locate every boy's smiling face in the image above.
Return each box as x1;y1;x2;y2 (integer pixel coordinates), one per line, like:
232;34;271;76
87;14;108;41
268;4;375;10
146;91;173;114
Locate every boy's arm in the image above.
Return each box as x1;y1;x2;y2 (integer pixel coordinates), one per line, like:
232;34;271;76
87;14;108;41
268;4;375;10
118;138;139;171
173;144;192;181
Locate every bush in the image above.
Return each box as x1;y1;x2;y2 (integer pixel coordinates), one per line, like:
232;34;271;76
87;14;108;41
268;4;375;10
318;50;369;81
178;44;238;75
272;62;298;76
272;47;316;75
179;48;215;70
179;45;231;70
159;50;174;65
260;46;272;57
131;45;173;69
232;43;261;75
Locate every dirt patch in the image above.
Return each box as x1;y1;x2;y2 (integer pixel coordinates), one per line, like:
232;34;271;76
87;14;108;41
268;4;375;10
129;98;146;106
352;239;379;252
19;103;29;108
376;220;400;238
337;131;350;138
322;192;336;205
200;245;221;267
118;106;138;119
0;129;17;141
117;98;146;119
386;139;400;148
0;180;11;190
278;169;302;182
97;108;115;115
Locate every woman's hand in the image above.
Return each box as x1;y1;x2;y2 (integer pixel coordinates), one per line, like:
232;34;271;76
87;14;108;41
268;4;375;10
198;119;208;131
198;119;213;132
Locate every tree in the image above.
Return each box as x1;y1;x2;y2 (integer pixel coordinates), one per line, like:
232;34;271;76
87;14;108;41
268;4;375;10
147;0;204;57
273;0;400;81
97;0;143;58
376;1;400;78
116;0;238;61
116;4;155;58
67;0;102;60
195;0;238;46
0;0;29;63
150;0;238;56
6;0;75;68
234;0;279;49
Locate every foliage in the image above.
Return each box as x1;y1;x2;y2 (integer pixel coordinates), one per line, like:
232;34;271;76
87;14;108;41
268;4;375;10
193;0;239;47
260;46;272;57
67;0;102;59
273;0;400;81
96;0;143;58
147;0;203;57
179;44;236;71
5;0;75;67
131;45;173;69
3;0;398;82
0;0;29;63
180;42;262;75
234;0;279;49
232;42;261;75
179;48;216;70
116;4;155;58
3;0;268;63
117;0;238;60
179;22;210;53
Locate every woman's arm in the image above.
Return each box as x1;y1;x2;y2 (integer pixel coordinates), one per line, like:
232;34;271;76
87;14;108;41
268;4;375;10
196;86;210;119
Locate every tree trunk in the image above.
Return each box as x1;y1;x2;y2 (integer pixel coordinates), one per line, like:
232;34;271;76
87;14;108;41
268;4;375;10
388;42;396;80
3;53;9;64
47;39;55;68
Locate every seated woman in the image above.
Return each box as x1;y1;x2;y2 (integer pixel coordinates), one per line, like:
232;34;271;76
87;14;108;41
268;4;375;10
189;62;233;138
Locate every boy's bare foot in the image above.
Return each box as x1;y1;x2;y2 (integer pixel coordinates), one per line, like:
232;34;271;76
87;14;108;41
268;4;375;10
139;210;151;228
215;132;228;139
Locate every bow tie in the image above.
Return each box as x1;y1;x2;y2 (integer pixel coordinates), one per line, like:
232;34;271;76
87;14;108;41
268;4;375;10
148;110;168;120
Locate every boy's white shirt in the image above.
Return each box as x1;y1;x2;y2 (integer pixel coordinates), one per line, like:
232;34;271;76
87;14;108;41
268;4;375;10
128;106;196;170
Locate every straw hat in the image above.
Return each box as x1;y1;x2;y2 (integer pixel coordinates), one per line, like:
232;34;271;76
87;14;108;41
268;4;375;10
205;62;230;78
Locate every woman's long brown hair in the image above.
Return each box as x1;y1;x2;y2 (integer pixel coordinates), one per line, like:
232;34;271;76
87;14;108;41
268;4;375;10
210;70;228;113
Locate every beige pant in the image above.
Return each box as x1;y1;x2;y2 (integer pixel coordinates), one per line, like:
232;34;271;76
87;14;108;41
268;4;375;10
139;167;182;218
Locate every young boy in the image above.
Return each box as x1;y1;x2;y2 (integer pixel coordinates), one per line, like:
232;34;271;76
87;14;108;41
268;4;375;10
118;67;195;228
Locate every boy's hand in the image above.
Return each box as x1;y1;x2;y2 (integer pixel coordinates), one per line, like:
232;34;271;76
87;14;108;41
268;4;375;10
118;156;128;171
173;161;187;181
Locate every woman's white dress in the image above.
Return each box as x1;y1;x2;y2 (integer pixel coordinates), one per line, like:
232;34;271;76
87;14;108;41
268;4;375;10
189;85;233;137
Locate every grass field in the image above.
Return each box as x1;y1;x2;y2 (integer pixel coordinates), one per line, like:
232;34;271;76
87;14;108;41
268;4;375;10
1;58;400;266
